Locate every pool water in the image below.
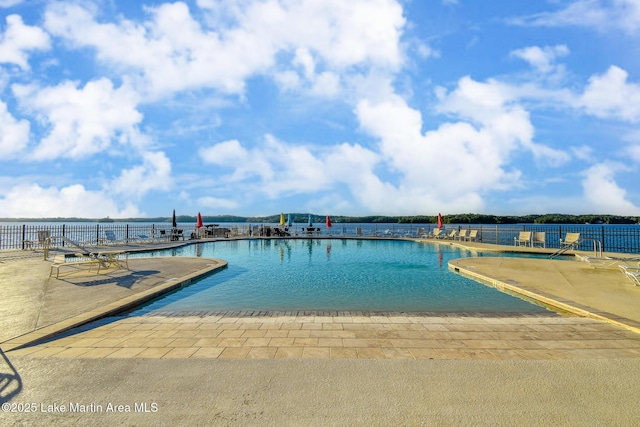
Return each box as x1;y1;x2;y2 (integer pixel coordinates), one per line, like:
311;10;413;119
129;239;549;314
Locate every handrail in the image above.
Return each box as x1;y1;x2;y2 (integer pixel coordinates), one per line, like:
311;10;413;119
582;238;602;257
549;238;602;259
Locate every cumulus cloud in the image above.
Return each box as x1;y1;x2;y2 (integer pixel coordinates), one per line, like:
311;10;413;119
513;0;640;34
627;144;640;162
110;151;172;198
0;1;24;7
579;65;640;122
0;14;50;70
197;196;240;210
510;45;569;74
43;0;405;99
12;78;143;160
435;76;570;164
196;72;577;215
351;75;576;212
200;135;330;197
199;135;386;211
0;99;30;157
0;183;142;218
581;163;640;214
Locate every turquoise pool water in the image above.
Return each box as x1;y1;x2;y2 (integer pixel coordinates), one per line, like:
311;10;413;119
128;239;548;314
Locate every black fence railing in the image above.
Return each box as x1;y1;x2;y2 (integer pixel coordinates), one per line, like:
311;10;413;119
1;223;639;254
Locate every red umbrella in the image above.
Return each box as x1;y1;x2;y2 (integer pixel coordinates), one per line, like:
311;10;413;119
196;212;203;229
326;215;332;228
437;213;443;229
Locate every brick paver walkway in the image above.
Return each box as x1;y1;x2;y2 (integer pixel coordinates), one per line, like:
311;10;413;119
9;311;640;360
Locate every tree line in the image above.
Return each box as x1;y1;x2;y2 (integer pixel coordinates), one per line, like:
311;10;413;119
3;213;638;224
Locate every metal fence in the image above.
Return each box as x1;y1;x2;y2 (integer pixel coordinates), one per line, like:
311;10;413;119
1;222;639;254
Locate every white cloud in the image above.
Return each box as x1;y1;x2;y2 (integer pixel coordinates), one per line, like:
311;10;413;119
514;0;640;34
0;1;24;7
111;151;172;198
436;76;569;164
0;183;142;218
510;45;569;74
0;14;50;70
197;196;240;210
579;66;640;122
627;144;640;162
0;99;29;157
12;78;143;160
350;75;574;213
200;135;330;196
199;135;388;213
44;0;405;99
581;162;640;214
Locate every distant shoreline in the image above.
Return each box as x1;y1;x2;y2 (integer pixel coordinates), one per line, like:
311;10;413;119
0;213;638;225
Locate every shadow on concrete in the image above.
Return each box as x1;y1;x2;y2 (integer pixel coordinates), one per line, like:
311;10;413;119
0;349;22;404
58;269;162;289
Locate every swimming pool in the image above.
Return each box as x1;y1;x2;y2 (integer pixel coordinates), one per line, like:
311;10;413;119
128;239;549;315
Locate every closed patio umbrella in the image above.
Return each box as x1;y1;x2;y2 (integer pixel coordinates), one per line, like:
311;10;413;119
437;213;443;229
172;209;177;228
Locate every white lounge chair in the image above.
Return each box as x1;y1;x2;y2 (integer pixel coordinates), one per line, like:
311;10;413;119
457;230;467;241
578;255;640;269
514;232;532;247
619;265;640;286
428;228;444;239
465;230;478;242
532;232;546;248
560;232;581;250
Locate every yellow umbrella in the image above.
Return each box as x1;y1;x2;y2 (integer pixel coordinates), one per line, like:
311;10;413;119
279;212;285;226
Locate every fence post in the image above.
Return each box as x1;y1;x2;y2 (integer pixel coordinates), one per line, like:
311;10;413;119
557;226;562;248
21;224;26;250
96;224;100;245
126;224;129;242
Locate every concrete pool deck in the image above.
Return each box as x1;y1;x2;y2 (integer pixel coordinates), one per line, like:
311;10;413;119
1;238;640;425
2;238;640;357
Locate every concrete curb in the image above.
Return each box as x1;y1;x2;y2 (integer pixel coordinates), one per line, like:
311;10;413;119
449;259;640;335
0;258;227;352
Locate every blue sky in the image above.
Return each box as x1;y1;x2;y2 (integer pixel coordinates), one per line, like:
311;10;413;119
1;0;640;218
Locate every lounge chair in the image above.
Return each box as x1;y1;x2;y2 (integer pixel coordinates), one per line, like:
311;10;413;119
445;230;457;240
170;229;185;241
578;254;640;269
619;265;640;286
457;230;467;241
532;232;546;248
25;230;51;249
429;228;444;239
135;233;156;243
103;230;125;245
465;230;478;242
49;254;100;279
560;232;581;250
514;232;532;247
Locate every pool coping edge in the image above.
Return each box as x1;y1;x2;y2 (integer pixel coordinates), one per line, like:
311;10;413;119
448;258;640;335
0;258;228;352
